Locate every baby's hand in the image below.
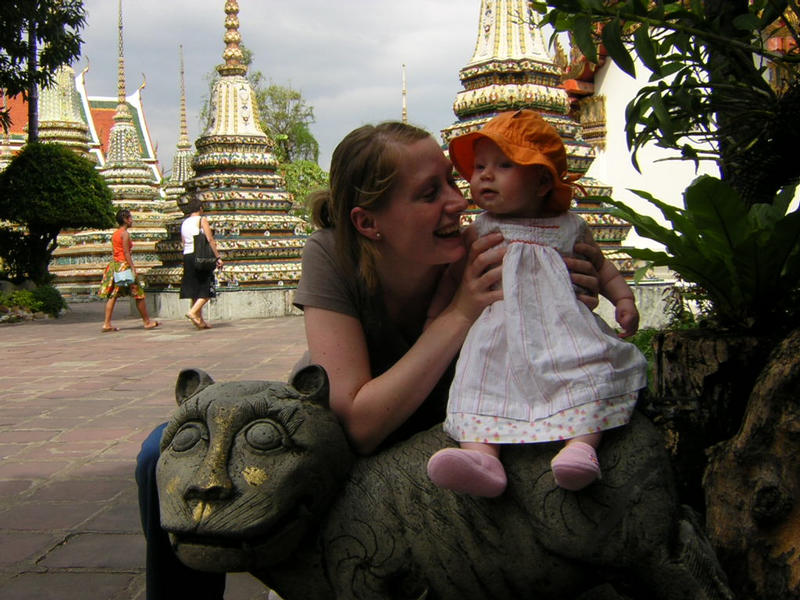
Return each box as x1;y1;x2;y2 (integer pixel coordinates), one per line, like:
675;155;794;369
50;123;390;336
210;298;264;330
615;298;639;338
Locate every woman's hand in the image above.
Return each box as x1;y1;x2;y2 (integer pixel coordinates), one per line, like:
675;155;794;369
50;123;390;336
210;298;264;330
564;241;602;311
448;231;505;324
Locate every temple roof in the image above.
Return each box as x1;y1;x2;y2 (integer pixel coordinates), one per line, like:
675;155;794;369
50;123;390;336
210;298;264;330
0;79;161;182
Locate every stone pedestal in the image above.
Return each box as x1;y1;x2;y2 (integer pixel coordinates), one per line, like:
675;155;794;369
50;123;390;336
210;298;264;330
143;288;301;320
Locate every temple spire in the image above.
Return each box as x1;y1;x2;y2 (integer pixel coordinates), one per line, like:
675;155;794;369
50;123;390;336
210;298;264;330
469;0;550;66
114;0;131;121
217;0;247;77
401;64;408;123
164;44;196;209
178;45;190;149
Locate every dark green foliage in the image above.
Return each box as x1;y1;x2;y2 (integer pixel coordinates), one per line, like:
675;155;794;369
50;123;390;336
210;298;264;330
0;226;33;282
535;1;800;333
256;82;319;164
536;0;800;207
0;284;64;317
605;176;800;331
0;142;114;284
31;283;66;316
280;159;328;231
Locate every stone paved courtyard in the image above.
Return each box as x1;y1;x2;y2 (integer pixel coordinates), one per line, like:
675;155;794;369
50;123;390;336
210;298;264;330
0;301;307;599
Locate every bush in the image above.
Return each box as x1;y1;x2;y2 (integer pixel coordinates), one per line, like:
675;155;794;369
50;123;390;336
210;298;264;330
32;285;67;317
0;284;66;317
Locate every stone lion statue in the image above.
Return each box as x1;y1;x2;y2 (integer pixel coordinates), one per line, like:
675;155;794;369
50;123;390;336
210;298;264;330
156;366;733;600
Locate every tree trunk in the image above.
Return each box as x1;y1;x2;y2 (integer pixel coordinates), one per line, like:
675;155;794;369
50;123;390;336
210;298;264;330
26;18;38;144
704;327;800;599
639;330;770;511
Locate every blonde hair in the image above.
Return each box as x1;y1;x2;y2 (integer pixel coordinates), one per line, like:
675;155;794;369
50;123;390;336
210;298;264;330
310;121;431;291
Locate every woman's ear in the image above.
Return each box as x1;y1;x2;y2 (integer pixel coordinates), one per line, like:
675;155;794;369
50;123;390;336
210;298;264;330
350;207;381;241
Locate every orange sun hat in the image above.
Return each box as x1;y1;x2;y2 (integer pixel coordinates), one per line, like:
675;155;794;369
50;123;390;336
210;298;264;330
448;109;575;213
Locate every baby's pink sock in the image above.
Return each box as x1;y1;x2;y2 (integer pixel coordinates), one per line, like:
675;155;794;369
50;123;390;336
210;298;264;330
550;441;601;491
427;448;507;497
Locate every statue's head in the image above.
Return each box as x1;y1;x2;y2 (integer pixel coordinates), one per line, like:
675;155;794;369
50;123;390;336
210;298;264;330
156;365;353;572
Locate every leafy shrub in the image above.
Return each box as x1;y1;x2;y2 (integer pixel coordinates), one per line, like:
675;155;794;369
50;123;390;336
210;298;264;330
0;289;42;313
607;176;800;332
0;285;66;317
32;285;67;317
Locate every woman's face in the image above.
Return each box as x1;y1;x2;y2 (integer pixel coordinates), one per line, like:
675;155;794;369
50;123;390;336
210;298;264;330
372;136;468;268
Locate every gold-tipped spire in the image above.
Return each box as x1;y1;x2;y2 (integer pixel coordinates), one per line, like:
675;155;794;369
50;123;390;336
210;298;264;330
114;0;131;120
178;45;190;148
401;64;408;123
217;1;247;77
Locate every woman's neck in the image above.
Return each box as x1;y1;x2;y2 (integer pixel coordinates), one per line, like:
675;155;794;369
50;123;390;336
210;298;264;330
376;259;443;327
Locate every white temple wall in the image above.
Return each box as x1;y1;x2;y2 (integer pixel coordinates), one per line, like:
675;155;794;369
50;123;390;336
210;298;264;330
585;56;800;250
584;57;716;254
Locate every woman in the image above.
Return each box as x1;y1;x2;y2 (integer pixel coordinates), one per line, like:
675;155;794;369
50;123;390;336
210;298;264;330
180;198;223;329
135;122;601;599
98;208;159;332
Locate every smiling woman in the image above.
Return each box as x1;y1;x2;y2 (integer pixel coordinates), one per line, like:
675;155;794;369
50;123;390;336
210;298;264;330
135;120;603;599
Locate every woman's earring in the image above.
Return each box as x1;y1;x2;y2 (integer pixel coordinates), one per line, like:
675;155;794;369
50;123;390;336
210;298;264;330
375;232;382;241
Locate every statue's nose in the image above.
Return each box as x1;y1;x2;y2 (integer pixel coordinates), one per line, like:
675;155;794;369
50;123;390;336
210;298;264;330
184;456;234;501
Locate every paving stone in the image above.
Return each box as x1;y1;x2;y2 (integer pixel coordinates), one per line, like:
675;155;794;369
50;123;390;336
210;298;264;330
0;303;307;599
0;501;106;531
40;532;145;570
0;532;59;566
0;572;140;600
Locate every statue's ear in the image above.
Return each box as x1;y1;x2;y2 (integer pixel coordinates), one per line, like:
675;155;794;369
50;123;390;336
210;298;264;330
175;368;215;405
290;365;329;407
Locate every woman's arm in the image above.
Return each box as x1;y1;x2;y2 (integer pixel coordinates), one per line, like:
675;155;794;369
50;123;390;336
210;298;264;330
306;233;505;455
201;217;223;268
121;229;136;274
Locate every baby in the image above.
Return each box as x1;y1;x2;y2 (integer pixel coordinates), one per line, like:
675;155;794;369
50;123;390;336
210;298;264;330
427;110;648;497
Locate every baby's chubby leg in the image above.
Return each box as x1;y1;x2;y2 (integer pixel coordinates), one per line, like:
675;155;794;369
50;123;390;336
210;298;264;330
550;432;602;491
427;441;507;497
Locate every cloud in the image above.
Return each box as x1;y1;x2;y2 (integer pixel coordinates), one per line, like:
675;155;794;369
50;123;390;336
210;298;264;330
77;0;480;173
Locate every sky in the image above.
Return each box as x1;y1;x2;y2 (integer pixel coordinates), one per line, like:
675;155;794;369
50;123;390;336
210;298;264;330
75;0;482;176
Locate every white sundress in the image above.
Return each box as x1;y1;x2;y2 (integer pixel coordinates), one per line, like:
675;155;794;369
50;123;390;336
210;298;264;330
444;212;648;444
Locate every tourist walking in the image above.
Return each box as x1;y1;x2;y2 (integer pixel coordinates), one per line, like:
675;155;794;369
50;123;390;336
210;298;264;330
180;198;223;329
98;208;159;332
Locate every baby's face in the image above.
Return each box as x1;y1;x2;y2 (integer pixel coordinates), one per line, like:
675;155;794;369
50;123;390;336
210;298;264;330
469;138;546;218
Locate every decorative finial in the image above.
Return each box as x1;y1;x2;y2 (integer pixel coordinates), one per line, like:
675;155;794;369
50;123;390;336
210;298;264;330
401;64;408;124
178;45;190;147
114;0;131;120
217;0;247;76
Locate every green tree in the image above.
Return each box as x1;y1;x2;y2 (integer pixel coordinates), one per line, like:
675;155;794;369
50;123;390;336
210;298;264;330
280;159;328;231
0;0;87;139
199;46;326;225
200;47;320;164
0;142;114;283
256;82;319;164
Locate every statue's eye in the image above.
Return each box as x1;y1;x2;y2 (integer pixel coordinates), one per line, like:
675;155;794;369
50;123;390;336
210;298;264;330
244;420;285;452
171;423;205;452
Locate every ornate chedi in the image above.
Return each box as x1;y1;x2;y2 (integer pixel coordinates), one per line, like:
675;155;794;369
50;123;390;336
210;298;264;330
38;65;92;158
441;0;634;275
161;45;195;217
149;0;307;303
49;0;166;296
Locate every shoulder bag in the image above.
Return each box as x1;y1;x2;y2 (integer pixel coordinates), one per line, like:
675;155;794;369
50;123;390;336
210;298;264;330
193;231;217;271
